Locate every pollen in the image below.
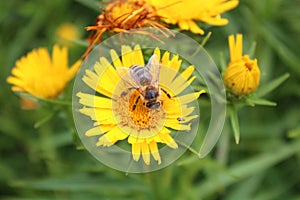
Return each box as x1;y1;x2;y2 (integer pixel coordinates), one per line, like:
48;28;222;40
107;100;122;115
112;87;165;139
128;90;151;128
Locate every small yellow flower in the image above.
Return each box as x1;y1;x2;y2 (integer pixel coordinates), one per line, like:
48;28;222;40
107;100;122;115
84;0;168;57
7;45;82;100
55;23;81;46
145;0;239;34
77;45;205;165
224;34;260;96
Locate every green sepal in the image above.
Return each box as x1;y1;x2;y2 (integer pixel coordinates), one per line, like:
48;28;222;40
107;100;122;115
245;97;277;107
256;73;290;97
229;105;240;144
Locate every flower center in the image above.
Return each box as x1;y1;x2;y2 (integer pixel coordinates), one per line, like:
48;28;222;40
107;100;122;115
106;0;153;28
128;90;152;127
112;82;166;139
110;3;135;23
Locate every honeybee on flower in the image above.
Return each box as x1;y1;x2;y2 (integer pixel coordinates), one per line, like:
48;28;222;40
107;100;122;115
76;45;205;166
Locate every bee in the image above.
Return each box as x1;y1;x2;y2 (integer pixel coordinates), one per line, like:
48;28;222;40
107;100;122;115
117;55;171;111
177;117;185;122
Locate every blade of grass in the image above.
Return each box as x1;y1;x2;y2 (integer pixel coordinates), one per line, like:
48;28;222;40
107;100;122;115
194;139;300;198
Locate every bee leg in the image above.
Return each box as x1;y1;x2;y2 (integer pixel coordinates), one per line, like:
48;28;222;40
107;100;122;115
161;88;172;99
121;87;137;97
121;91;127;97
128;87;137;91
132;95;141;111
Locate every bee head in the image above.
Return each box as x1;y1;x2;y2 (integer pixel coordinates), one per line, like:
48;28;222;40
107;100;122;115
146;101;160;109
144;86;159;101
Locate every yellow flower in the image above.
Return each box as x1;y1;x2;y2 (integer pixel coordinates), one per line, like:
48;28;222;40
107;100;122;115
223;34;260;96
145;0;239;34
7;45;82;100
55;23;81;46
84;0;168;57
77;45;205;165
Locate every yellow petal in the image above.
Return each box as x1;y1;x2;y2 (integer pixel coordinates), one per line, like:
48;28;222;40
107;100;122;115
177;90;206;105
149;141;161;164
180;65;194;80
159;132;178;149
133;45;144;66
132;143;141;162
159;65;177;87
110;49;123;67
153;48;161;60
79;107;116;125
164;119;191;131
169;75;196;95
161;51;170;66
96;126;128;147
200;15;228;26
67;59;82;81
212;1;239;16
121;45;144;67
7;77;24;87
229;34;243;62
187;20;204;35
85;126;105;136
178;20;189;30
141;142;150;165
77;92;112;108
166;106;195;119
169;54;182;73
90;60;120;97
82;69;104;94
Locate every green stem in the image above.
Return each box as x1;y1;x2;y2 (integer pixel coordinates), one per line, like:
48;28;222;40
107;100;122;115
176;140;200;157
190;32;212;57
36;96;72;106
20;93;72;106
34;111;57;128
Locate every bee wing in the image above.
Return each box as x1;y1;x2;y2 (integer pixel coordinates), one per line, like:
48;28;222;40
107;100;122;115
116;66;140;88
145;55;160;86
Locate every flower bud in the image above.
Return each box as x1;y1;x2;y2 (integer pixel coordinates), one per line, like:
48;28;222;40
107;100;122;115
224;34;260;96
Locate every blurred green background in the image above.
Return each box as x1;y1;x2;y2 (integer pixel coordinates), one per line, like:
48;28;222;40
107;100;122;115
1;0;300;199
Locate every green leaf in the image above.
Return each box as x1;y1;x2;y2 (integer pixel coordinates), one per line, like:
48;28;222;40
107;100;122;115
9;174;148;194
245;97;277;107
229;106;240;144
256;73;290;97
